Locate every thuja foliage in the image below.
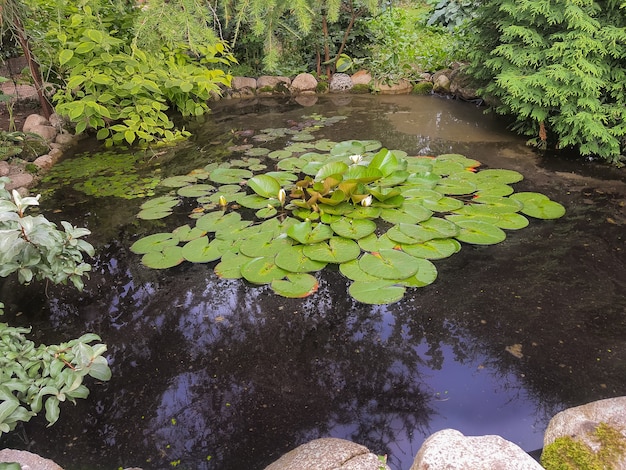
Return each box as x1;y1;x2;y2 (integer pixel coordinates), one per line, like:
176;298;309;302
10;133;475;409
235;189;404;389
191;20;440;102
0;177;110;435
21;0;235;147
466;0;626;163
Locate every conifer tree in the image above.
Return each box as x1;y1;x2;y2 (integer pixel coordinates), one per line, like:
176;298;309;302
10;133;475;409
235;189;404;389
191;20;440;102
466;0;626;163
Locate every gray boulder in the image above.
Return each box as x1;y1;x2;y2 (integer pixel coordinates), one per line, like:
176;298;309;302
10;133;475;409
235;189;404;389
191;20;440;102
543;396;626;469
257;75;291;90
0;449;63;470
264;437;390;470
410;429;544;470
329;73;353;92
291;73;318;93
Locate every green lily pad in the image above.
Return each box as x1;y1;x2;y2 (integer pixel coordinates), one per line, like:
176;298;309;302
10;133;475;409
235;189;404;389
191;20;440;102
348;280;406;305
181;236;224;263
303;237;361;263
475;168;524;184
137;207;174;220
241;257;288;284
141;246;184;269
240;232;292;258
274;245;327;273
330;140;367;157
214;251;254;279
268;150;293;159
172;224;207;241
330;218;377;239
315;139;337;151
286;220;334;244
339;259;380;281
401;238;461;259
130;233;179;254
216;184;244;194
245;147;270;157
247;174;282;198
277;157;308;171
474;183;514;197
256;206;278;219
359;249;419;279
435;178;476;195
177;184;215;198
471;195;523;213
238;194;277;209
358;233;399;252
271;273;319;298
195;211;240;232
510;192;566;219
315;161;349;181
454;220;507;245
214;220;255;240
380;205;432;225
210;168;253;184
265;171;298;185
421;196;464;212
140;196;179;210
400;258;438;287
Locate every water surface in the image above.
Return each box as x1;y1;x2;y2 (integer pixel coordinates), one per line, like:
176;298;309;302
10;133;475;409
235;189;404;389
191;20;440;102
1;95;625;470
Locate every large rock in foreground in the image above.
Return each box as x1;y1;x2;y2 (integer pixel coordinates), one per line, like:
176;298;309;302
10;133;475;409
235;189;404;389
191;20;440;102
542;396;626;469
264;437;390;470
410;429;543;470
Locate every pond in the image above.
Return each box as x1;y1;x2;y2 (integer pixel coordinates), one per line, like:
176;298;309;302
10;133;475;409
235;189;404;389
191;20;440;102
1;94;626;470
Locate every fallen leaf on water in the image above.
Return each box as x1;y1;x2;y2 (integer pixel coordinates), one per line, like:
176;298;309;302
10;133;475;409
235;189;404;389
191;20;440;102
505;343;523;358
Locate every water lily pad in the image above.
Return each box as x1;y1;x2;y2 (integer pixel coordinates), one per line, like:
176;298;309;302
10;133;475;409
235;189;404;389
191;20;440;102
130;233;179;254
214;251;253;279
380;205;432;225
172;224;207;242
475;168;524;184
358;233;399;252
359;249;419;279
330;218;377;239
177;184;215;198
141;246;184;269
210;168;253;184
256;206;278;218
214;220;255;240
474;183;514;197
399;258;438;287
240;232;292;258
401;238;461;259
454;220;507;245
286;220;334;244
140;196;179;210
245;147;270;157
315;139;337;151
195;211;240;232
265;171;298;185
268;150;293;159
471;195;523;213
271;273;319;298
303;237;361;263
345;206;382;219
435;178;476;195
420;216;460;238
331;140;367;157
137;207;174;220
421;196;464;212
182;236;224;263
216;184;244;194
241;257;288;284
339;259;380;281
349;280;406;305
315;161;349;181
238;194;277;209
274;245;327;273
510;192;566;219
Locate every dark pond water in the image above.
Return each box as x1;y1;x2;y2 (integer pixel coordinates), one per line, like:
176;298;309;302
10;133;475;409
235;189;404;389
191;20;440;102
2;95;626;470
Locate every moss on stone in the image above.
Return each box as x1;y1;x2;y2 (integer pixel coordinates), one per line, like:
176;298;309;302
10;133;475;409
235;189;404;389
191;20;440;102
541;422;626;470
315;81;329;93
412;81;433;95
350;84;371;94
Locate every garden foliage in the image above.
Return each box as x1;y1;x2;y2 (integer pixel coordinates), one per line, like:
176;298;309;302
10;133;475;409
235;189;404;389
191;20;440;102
466;0;626;163
0;177;110;436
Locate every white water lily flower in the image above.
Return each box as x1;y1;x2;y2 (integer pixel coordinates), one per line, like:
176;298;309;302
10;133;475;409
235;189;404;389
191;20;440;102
361;195;373;207
278;189;286;206
349;154;363;164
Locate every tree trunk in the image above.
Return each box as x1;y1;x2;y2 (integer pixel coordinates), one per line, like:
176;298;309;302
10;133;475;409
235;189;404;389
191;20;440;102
322;14;331;78
12;14;53;119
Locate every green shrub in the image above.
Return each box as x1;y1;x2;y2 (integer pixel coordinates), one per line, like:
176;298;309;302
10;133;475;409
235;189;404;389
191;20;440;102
0;176;110;436
466;0;626;163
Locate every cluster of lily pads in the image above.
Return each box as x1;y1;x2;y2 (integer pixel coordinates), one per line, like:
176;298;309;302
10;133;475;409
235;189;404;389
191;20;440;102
130;130;565;304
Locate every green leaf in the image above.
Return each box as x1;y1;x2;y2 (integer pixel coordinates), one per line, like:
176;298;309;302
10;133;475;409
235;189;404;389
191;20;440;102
181;236;223;263
130;233;178;254
274;245;327;273
271;273;319;298
510;192;566;219
59;49;74;66
454;220;507;245
141;246;184;269
349;280;406;304
240;232;292;258
359;249;419;279
302;237;361;263
330;218;377;239
286;220;334;244
240;257;287;284
247;175;281;198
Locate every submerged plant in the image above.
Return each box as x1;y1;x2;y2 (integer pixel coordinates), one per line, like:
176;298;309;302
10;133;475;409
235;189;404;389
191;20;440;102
130;120;565;304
